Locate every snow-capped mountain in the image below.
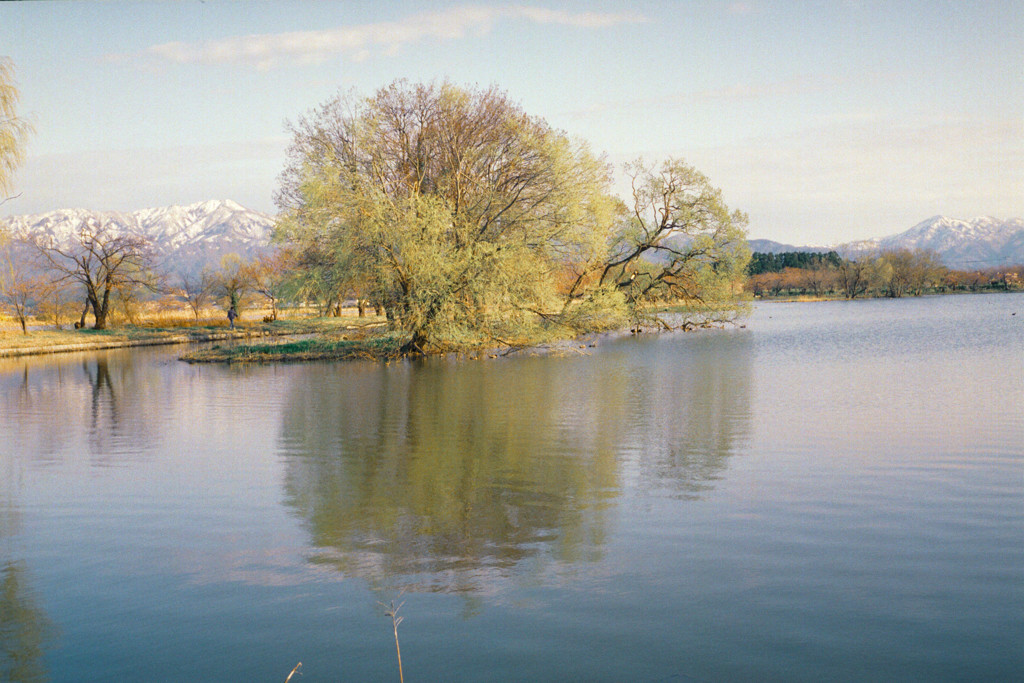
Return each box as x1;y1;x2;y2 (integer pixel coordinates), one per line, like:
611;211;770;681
842;216;1024;269
3;200;276;273
752;216;1024;269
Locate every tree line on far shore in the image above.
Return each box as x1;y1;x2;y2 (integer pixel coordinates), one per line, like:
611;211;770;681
0;223;293;333
747;248;1024;299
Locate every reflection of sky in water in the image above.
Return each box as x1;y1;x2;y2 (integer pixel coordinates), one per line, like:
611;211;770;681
746;295;1024;458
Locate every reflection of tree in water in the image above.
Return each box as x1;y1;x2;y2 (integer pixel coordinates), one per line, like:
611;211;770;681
0;362;71;464
1;418;55;682
623;331;754;499
1;488;53;683
0;561;54;683
280;357;627;594
279;334;752;594
85;356;119;447
0;350;163;466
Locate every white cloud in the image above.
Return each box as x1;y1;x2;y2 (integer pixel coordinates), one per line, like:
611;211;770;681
111;5;648;70
511;5;647;28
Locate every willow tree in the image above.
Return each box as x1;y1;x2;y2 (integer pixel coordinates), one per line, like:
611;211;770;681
557;158;750;331
1;58;34;204
276;80;620;352
276;80;748;351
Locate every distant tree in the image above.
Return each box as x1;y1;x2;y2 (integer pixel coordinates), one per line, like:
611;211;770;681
177;267;217;320
801;262;839;296
35;282;77;329
112;272;147;325
0;230;50;333
748;270;785;297
216;253;249;314
747;250;840;276
777;267;805;294
877;249;913;298
34;218;156;330
906;250;945;295
246;250;294;321
877;248;944;297
837;256;873;299
986;265;1024;291
0;58;34;204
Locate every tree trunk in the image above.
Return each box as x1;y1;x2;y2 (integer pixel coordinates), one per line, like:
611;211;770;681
401;330;428;355
78;299;90;329
93;288;111;330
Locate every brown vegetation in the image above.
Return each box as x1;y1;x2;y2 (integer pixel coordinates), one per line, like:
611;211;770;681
747;248;1024;299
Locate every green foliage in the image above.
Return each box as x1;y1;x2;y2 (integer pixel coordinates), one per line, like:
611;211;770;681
276;81;749;351
595;158;751;330
748;250;841;275
0;58;34;198
183;331;407;363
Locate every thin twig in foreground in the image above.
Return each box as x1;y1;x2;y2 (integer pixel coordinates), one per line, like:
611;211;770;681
284;661;302;683
381;597;406;683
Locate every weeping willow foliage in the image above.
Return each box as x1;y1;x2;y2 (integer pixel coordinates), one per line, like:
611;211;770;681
276;80;749;351
0;58;34;199
599;159;752;330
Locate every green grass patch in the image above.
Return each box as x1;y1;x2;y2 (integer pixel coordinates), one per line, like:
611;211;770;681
181;332;406;363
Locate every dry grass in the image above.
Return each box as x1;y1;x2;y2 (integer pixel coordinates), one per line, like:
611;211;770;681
0;312;386;358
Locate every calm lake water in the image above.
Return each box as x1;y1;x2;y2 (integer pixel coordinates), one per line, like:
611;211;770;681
1;293;1022;682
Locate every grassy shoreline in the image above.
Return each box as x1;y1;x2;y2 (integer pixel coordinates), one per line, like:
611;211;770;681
20;290;972;363
180;331;403;363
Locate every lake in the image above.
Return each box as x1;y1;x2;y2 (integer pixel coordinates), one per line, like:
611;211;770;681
1;293;1022;682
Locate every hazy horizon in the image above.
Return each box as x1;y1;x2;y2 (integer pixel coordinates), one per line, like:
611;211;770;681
2;1;1021;245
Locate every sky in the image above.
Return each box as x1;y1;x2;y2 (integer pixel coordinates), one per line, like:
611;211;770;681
1;0;1021;244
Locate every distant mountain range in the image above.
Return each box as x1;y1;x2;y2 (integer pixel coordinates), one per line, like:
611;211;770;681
3;199;275;274
4;203;1022;273
751;216;1024;269
746;239;833;255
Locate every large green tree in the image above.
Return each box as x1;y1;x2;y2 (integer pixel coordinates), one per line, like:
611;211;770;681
277;80;617;351
277;81;748;351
